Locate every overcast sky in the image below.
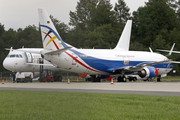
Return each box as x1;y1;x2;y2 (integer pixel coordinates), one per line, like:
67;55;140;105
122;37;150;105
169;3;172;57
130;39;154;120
0;0;148;30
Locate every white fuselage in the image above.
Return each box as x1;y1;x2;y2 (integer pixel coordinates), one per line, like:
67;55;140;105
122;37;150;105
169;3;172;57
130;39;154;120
3;48;63;72
43;48;173;75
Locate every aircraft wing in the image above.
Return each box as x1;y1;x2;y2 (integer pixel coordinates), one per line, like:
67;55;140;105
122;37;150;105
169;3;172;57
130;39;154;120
5;48;43;54
157;50;180;54
171;61;180;64
26;63;55;67
113;59;171;72
156;43;176;56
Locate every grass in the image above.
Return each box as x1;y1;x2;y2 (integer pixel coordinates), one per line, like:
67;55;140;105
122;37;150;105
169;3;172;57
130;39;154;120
0;90;180;120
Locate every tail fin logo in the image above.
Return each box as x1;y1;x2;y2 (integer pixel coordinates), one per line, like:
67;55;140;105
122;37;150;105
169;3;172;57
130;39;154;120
40;25;67;50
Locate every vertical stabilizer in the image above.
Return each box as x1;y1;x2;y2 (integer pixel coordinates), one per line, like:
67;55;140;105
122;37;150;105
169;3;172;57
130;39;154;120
38;8;67;50
114;20;132;51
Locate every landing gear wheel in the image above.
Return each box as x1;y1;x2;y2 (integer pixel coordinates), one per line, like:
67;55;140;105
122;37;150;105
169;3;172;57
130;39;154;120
96;77;101;82
147;78;151;81
91;76;96;82
117;76;122;82
91;75;101;82
157;75;162;82
133;77;137;82
157;77;162;82
117;76;126;82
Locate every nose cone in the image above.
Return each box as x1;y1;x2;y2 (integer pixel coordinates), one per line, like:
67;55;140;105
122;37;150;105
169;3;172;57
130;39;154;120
169;63;173;69
3;58;12;71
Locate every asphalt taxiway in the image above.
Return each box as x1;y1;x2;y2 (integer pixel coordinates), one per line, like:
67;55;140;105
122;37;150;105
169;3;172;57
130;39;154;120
1;82;180;96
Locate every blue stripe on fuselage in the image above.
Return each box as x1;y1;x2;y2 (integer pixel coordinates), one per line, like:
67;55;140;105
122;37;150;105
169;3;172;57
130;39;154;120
70;49;173;74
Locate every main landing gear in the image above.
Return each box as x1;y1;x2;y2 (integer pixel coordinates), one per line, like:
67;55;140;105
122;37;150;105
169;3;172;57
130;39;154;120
91;75;101;82
157;75;162;82
117;76;126;82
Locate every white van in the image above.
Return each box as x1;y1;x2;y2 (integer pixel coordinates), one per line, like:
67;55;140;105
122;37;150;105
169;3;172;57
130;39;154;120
16;72;33;83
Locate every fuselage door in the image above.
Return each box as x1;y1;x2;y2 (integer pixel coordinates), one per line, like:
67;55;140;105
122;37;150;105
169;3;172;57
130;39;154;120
25;52;33;63
72;53;78;65
123;57;129;65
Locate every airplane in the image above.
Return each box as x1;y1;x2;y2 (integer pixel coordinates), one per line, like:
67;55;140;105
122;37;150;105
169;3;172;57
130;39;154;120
36;8;174;82
3;48;64;81
4;8;173;82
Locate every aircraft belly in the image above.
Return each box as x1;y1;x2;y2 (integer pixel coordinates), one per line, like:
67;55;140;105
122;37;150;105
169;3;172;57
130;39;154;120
157;68;173;75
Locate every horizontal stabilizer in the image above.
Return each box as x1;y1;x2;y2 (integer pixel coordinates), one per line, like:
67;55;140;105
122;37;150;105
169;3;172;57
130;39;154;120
45;47;72;55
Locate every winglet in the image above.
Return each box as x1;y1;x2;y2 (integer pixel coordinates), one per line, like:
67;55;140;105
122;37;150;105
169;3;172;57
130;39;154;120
114;20;132;51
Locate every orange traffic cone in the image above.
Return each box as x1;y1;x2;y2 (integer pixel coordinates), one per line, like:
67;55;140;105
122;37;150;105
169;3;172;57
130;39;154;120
77;78;79;82
68;79;70;84
111;78;114;85
2;79;4;84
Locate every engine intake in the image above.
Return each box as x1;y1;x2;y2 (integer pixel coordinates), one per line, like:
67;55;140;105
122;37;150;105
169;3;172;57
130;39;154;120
138;67;158;78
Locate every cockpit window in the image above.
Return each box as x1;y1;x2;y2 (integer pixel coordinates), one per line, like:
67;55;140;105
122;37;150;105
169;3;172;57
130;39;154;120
10;55;16;58
16;54;19;58
6;54;23;58
19;54;23;58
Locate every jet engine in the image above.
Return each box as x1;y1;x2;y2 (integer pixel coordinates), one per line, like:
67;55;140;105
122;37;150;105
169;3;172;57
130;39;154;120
138;67;158;78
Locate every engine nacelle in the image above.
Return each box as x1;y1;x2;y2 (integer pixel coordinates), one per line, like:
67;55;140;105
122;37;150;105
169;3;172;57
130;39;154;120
138;67;158;78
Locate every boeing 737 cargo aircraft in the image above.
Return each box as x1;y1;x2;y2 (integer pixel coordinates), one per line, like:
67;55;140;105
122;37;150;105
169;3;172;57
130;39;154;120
36;8;173;82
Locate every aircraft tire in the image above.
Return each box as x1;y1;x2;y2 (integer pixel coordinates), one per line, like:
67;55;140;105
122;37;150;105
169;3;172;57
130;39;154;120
157;78;162;82
91;75;96;82
147;78;151;81
118;76;126;82
123;77;126;82
96;77;101;82
133;77;137;82
117;76;121;82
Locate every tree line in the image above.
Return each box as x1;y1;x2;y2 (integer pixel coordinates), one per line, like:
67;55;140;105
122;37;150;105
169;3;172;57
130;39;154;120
1;0;180;75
